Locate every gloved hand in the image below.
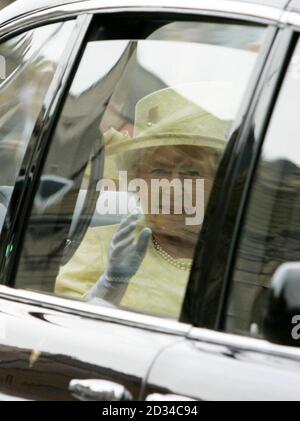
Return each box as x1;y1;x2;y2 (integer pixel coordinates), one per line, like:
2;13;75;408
86;212;152;304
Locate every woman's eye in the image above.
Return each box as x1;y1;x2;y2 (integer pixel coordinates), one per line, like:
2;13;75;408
180;170;202;177
150;168;170;176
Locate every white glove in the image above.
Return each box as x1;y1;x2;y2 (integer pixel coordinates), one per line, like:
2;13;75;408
86;212;151;304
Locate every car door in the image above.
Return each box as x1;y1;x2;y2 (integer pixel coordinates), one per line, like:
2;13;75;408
0;4;276;401
144;16;300;402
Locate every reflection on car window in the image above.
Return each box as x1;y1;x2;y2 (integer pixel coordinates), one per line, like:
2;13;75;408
0;21;75;231
226;38;300;339
15;18;267;320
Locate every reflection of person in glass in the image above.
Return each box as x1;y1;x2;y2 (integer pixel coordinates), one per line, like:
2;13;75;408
55;86;230;318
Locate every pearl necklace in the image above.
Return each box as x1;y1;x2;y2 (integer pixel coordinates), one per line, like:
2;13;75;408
152;237;192;271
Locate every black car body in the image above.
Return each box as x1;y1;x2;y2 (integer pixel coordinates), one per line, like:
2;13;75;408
0;0;300;401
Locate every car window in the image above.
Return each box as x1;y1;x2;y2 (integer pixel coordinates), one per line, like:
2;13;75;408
226;37;300;338
0;21;75;232
14;16;267;320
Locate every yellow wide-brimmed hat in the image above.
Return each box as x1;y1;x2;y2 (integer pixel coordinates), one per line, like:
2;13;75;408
102;85;232;180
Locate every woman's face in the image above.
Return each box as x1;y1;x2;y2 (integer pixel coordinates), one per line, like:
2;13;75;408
135;145;216;245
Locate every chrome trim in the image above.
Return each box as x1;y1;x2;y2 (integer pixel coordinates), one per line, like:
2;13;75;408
0;286;190;336
28;0;283;20
0;0;283;38
69;379;133;401
281;10;300;27
189;327;300;361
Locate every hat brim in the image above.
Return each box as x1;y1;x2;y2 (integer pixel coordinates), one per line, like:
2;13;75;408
105;132;225;156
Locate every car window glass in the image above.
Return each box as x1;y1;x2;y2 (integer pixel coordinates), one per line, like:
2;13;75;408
14;17;267;320
226;38;300;339
0;21;75;232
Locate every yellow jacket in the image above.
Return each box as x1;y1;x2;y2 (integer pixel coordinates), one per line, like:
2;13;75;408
55;224;191;318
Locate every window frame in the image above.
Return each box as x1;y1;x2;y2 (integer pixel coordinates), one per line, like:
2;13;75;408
219;26;300;335
0;5;283;333
0;13;92;285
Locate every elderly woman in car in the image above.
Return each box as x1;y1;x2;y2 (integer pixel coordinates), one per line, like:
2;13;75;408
55;86;230;318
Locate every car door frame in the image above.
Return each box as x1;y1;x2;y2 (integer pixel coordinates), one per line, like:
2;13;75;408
0;0;293;401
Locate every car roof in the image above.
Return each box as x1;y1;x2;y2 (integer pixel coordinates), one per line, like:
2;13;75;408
0;0;293;29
